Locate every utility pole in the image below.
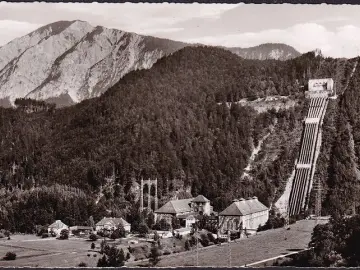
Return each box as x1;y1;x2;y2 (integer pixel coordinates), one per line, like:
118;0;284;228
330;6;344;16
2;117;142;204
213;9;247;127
313;179;322;225
285;200;290;228
196;229;199;267
227;230;231;267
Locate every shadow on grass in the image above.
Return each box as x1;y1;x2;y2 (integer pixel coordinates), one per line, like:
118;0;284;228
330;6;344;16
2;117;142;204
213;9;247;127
287;248;303;252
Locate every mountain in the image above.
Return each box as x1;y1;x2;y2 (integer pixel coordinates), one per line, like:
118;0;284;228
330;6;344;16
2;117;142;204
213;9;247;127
228;43;301;61
2;45;350;233
0;21;303;108
0;20;187;107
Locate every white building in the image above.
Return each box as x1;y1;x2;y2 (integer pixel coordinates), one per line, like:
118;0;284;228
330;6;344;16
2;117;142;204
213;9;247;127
48;220;69;236
95;217;131;232
219;197;269;235
185;215;196;228
308;78;334;92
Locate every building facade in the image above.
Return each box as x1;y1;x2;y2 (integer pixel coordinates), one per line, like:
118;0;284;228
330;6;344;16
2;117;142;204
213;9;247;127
219;197;269;234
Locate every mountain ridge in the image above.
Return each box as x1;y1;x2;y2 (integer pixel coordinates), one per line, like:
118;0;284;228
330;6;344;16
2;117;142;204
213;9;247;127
0;20;301;107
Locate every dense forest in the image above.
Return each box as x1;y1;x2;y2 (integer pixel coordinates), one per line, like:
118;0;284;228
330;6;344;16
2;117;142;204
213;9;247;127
0;45;359;232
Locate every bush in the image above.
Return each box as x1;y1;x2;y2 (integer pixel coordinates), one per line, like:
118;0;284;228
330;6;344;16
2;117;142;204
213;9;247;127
200;234;210;247
42;233;49;238
126;252;131;260
36;226;48;237
138;223;149;237
3;252;16;260
78;262;87;267
163;249;171;255
58;229;69;240
91;243;96;249
207;233;216;243
185;240;190;251
89;234;98;241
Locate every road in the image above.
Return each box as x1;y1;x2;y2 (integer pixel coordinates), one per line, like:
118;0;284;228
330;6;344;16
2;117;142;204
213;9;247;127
129;218;328;267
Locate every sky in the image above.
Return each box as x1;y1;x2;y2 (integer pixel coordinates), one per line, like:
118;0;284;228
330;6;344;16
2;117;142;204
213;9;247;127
1;2;360;58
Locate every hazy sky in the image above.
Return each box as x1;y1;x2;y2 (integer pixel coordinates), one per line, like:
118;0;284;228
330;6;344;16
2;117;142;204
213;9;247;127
1;2;360;58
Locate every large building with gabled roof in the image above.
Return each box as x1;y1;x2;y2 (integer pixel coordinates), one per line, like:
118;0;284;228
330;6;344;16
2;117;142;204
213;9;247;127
219;197;269;234
154;194;215;227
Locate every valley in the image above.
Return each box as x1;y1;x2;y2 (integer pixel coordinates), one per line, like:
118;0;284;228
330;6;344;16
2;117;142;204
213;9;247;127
1;15;360;268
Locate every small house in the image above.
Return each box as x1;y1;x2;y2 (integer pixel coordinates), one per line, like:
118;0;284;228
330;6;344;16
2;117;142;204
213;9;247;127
48;220;69;236
95;217;131;232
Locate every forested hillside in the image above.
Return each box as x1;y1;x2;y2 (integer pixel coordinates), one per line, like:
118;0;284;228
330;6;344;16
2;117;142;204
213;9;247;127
0;46;357;232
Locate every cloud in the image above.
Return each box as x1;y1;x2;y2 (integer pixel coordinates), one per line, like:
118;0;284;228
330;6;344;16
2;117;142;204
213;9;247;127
0;20;42;46
1;3;360;58
183;23;360;58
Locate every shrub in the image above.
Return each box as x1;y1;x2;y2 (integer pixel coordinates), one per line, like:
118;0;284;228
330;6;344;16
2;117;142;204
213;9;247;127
42;233;49;238
59;229;69;240
200;234;210;247
185;240;190;251
91;243;96;249
3;252;16;260
36;226;48;237
93;254;97;257
87;254;90;257
163;249;171;255
89;234;98;241
78;262;87;267
138;223;149;237
126;252;131;260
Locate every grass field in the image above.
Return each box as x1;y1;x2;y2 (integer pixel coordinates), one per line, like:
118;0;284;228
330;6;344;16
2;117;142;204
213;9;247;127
129;218;329;267
0;218;328;267
0;235;100;267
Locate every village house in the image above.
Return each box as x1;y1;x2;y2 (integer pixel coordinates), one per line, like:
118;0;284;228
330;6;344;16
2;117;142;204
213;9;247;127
48;220;69;236
154;195;215;228
95;217;131;232
218;197;269;235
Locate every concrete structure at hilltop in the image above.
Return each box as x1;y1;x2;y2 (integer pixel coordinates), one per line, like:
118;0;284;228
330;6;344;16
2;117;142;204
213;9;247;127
308;78;334;93
218;197;269;234
154;195;216;227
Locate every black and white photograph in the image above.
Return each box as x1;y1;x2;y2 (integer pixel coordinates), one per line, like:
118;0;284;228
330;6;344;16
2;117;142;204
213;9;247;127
0;2;360;268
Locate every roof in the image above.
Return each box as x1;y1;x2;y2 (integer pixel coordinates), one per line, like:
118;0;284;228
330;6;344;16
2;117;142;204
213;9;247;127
96;217;130;227
192;195;210;203
175;227;192;233
48;220;68;229
177;212;197;219
69;226;93;230
155;198;193;214
219;197;268;216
